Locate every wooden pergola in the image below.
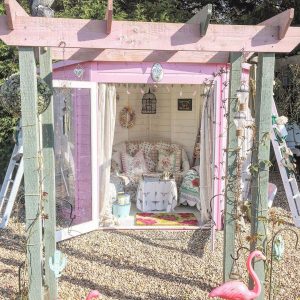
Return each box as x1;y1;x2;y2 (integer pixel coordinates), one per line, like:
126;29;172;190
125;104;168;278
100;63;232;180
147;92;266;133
0;0;299;299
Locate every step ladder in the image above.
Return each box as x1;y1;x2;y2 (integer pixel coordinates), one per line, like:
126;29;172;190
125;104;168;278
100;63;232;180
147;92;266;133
271;100;300;227
0;144;24;228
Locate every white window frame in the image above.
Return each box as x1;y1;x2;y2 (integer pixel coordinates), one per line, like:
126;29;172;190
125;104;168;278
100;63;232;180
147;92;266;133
53;80;99;242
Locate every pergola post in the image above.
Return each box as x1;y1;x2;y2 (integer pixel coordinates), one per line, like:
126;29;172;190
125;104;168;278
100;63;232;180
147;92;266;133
250;53;275;299
223;52;242;282
39;47;57;299
19;46;44;299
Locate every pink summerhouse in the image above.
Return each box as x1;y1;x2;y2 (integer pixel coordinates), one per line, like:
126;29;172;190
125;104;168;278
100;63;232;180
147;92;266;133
51;59;249;239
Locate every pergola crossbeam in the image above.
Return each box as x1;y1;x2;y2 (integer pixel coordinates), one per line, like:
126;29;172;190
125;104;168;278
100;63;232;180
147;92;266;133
105;0;113;34
187;3;212;36
260;8;294;40
0;13;300;52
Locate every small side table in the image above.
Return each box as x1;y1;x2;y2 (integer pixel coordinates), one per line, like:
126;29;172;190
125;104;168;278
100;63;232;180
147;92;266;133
136;179;178;212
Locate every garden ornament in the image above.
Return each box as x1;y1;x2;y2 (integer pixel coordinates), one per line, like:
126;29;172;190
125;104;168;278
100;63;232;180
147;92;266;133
56;290;100;300
272;235;284;261
49;250;67;278
209;250;265;300
85;290;101;300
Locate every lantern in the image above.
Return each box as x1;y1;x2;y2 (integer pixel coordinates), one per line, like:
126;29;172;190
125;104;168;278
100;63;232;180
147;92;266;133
141;88;157;114
272;235;285;261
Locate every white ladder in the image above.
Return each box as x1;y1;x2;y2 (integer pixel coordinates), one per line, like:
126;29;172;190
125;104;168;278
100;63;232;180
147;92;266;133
271;100;300;227
0;144;24;228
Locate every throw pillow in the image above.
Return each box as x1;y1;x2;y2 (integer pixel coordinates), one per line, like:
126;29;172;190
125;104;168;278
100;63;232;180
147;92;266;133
156;149;177;172
139;142;157;172
121;150;148;175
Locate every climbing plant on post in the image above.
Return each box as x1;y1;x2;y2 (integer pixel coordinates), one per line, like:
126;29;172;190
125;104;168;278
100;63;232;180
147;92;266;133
250;53;275;300
39;47;57;299
223;52;243;282
19;46;44;299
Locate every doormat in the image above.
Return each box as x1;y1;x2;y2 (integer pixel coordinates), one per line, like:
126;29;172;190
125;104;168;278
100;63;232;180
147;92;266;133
135;212;198;226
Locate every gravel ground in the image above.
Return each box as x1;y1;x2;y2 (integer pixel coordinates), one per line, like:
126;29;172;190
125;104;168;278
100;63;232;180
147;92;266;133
1;171;300;300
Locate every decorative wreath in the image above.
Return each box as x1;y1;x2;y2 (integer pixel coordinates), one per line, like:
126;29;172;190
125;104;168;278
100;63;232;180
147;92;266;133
0;73;52;117
119;106;136;129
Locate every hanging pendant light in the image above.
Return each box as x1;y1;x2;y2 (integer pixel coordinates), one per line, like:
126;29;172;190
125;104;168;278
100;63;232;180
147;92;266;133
141;88;157;114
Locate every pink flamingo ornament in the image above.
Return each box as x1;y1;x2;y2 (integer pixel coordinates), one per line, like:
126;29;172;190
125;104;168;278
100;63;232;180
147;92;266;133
208;250;266;300
57;289;100;300
85;290;100;300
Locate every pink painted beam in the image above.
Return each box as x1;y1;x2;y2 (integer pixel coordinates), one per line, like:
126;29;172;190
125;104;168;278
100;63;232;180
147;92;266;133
245;8;295;60
4;0;28;29
260;8;294;40
1;14;300;52
51;48;229;63
106;0;113;34
90;61;225;84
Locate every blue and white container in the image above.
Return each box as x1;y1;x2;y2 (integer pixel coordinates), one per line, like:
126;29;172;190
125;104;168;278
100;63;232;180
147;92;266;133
112;202;131;218
112;193;131;218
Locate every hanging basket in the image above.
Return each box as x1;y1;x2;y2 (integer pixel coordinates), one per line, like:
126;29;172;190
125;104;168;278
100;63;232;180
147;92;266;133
119;106;136;129
0;73;52;117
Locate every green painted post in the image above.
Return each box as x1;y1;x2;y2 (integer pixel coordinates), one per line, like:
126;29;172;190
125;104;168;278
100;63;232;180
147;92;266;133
223;52;242;282
19;47;44;300
250;53;275;299
39;47;57;300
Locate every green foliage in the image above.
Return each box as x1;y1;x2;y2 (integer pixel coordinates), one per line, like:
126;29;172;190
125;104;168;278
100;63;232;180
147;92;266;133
0;3;19;181
274;64;300;123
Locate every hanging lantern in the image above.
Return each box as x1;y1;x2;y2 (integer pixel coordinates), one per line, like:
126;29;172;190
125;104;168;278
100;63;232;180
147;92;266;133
141;88;156;114
272;235;285;261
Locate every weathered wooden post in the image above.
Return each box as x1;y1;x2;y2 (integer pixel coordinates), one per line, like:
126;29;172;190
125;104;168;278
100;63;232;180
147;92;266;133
223;52;242;282
39;47;57;299
250;53;275;299
19;46;44;299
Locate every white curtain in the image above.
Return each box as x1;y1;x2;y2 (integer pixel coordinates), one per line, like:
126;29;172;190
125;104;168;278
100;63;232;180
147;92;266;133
197;87;214;224
98;84;116;226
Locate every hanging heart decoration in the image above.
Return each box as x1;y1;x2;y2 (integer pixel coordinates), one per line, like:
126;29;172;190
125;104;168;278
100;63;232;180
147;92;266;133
73;64;85;79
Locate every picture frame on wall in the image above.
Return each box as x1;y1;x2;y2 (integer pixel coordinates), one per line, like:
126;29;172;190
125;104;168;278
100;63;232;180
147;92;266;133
178;98;192;111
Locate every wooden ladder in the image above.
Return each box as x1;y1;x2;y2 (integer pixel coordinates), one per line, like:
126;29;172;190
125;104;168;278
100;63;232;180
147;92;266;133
271;100;300;227
0;144;24;228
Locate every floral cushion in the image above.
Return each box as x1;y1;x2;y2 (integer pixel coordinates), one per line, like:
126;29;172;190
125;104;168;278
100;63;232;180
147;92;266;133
139;142;157;172
121;150;148;175
179;168;200;207
156;149;177;172
155;142;181;172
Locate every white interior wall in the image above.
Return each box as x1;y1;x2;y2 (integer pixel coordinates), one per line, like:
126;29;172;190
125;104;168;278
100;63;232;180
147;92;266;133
114;84;205;163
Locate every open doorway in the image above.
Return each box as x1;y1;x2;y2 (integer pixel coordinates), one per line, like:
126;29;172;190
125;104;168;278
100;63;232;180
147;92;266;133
108;83;215;229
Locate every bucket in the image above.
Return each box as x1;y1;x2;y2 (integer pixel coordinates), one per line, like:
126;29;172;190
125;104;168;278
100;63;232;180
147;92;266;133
112;202;131;218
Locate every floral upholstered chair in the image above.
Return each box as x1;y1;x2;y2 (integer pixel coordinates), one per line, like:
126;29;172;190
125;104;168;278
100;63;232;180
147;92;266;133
110;141;190;201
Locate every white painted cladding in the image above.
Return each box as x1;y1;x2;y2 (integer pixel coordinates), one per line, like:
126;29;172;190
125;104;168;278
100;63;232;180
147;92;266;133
113;84;205;163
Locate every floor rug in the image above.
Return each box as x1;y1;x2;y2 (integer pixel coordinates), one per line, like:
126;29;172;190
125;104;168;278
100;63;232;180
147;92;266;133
135;212;198;226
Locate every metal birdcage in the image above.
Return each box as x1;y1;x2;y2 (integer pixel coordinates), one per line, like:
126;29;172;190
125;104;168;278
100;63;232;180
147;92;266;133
141;88;156;114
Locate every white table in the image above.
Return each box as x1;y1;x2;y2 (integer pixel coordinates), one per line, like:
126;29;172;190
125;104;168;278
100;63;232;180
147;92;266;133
136;179;178;212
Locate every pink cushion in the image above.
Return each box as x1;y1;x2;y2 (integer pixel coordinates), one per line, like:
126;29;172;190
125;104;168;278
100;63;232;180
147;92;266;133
121;150;148;175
